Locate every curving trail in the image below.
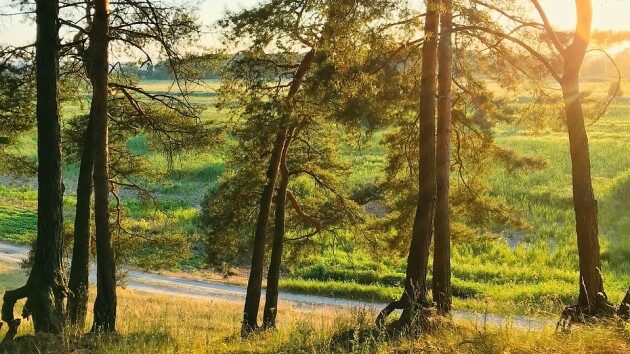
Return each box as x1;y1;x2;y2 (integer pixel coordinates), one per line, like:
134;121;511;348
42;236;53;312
0;242;551;330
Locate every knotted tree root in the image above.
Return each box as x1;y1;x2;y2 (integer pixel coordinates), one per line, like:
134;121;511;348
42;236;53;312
1;285;30;343
557;291;619;331
375;293;435;335
616;289;630;321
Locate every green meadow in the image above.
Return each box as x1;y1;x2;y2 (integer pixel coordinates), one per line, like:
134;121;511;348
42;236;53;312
1;79;628;318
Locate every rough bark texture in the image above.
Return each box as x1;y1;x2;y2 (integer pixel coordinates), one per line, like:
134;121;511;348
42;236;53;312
262;138;292;329
90;0;117;333
1;0;66;341
432;0;453;315
242;50;316;335
398;0;440;327
67;113;95;328
618;290;630;320
561;0;606;315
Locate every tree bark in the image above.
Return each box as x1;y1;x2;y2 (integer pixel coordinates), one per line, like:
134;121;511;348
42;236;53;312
67;112;95;329
242;132;286;334
398;0;440;327
432;0;453;315
618;289;630;320
1;0;66;339
561;0;606;314
262;138;292;329
90;0;117;333
242;50;316;335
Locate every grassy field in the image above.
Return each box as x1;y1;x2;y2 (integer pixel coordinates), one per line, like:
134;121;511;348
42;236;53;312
0;262;628;353
0;79;629;318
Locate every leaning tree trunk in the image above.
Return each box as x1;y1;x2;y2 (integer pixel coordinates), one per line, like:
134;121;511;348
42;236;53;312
90;0;117;333
242;50;316;336
1;0;66;340
432;0;453;316
561;0;608;316
262;138;292;329
398;0;440;328
67;112;95;329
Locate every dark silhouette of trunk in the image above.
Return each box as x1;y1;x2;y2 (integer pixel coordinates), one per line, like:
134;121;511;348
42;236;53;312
242;50;316;335
560;0;607;315
432;0;453;315
242;131;286;334
67;112;95;328
1;0;66;340
618;289;630;320
90;0;117;333
262;138;292;329
400;0;440;326
377;0;440;330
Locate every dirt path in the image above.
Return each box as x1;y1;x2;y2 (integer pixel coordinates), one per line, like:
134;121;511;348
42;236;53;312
0;242;552;330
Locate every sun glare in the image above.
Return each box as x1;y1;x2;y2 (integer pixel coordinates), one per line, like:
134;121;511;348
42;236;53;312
539;0;630;31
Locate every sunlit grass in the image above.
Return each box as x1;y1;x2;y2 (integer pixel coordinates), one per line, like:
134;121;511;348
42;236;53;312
0;262;627;353
1;79;628;321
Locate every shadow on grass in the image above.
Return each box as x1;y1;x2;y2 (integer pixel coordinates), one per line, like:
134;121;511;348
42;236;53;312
0;331;174;354
329;327;383;352
600;172;630;270
167;162;224;182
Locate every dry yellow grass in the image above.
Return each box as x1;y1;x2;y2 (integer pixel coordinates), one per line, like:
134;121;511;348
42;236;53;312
0;262;629;353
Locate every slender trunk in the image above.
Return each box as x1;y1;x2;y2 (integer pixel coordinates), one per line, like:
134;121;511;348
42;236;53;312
432;0;453;315
1;0;66;339
90;0;116;333
562;75;604;310
399;0;440;326
242;50;316;335
562;64;605;311
242;131;286;333
561;0;606;313
262;138;291;329
67;112;95;328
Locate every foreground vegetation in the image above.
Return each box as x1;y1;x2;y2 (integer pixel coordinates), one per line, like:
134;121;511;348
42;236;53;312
0;262;628;353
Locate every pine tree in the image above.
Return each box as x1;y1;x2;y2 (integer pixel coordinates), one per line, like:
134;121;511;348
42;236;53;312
1;0;66;340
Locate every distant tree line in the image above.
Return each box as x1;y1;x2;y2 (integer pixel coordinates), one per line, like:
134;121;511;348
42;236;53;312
116;62;220;81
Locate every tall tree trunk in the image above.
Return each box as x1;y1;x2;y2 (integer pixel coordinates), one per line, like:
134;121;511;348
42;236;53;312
432;0;453;315
1;0;66;340
242;50;316;335
262;138;292;329
561;0;607;315
399;0;440;326
67;112;95;329
90;0;117;333
242;131;286;334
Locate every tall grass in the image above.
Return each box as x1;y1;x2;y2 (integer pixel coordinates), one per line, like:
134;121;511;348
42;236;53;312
0;263;627;353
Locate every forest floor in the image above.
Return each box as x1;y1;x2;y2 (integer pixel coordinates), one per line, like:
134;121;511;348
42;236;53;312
0;261;628;353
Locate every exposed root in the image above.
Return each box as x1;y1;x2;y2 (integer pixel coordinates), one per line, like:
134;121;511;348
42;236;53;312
557;292;617;331
376;299;404;329
1;285;29;343
617;289;630;321
240;322;264;338
375;293;438;337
